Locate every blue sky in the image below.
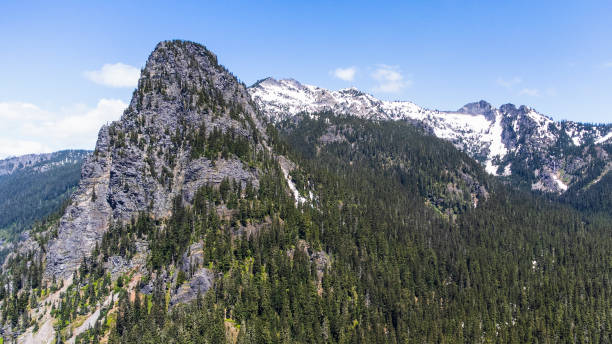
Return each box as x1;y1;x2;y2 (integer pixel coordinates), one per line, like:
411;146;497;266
1;0;611;157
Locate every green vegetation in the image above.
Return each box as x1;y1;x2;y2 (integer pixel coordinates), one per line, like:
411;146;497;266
100;115;612;342
559;144;612;214
2;112;611;343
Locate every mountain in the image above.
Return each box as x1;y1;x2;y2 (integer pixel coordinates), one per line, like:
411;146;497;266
43;40;270;280
249;78;612;197
6;39;283;343
0;150;89;240
2;41;612;343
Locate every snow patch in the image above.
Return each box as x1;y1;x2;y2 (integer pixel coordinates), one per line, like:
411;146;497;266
565;127;584;146
488;114;508;157
280;163;307;205
502;163;512;176
595;131;612;144
552;172;568;191
485;160;498;175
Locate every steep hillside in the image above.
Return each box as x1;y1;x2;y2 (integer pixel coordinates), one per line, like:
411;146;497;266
0;150;89;240
1;40;280;343
250;78;612;198
44;40;267;280
275;113;612;343
277;113;492;216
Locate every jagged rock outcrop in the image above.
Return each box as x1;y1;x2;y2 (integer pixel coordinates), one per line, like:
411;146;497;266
250;78;612;193
45;40;266;280
169;242;213;306
457;100;495;121
170;268;214;306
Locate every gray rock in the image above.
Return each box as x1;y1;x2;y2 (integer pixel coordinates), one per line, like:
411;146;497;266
180;242;204;273
183;158;258;203
45;127;114;279
140;282;153;295
104;255;132;277
45;40;269;280
457;100;495;121
170;268;214;307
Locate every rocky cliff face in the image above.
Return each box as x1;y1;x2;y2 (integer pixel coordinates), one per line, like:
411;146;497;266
45;41;266;280
249;78;612;193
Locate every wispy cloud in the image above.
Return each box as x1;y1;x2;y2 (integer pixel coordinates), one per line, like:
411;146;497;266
331;67;357;81
603;61;612;68
518;88;541;97
497;77;522;89
0;99;127;158
83;63;140;88
371;65;410;93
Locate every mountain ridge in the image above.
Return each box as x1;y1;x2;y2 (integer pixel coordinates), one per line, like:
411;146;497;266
249;77;612;194
0;150;90;177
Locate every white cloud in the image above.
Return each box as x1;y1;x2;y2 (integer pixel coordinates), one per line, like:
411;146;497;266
0;139;51;159
603;61;612;68
497;77;522;89
519;88;541;97
331;67;356;81
83;63;140;88
0;99;127;159
0;102;47;121
371;65;410;93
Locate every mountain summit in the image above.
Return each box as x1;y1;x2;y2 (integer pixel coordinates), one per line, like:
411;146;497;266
457;100;494;118
45;41;267;280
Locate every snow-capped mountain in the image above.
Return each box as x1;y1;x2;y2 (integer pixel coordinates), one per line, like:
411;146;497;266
249;78;612;193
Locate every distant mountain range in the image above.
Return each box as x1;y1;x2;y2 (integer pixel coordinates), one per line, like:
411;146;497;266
250;78;612;194
0;150;89;240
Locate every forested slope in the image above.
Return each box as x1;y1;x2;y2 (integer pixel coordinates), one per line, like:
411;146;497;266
80;115;612;342
0;150;89;240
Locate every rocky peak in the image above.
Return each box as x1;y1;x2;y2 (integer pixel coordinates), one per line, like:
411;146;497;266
45;40;266;280
499;103;517;114
457;100;493;116
338;87;366;97
250;77;282;89
457;100;496;121
127;40;259;129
